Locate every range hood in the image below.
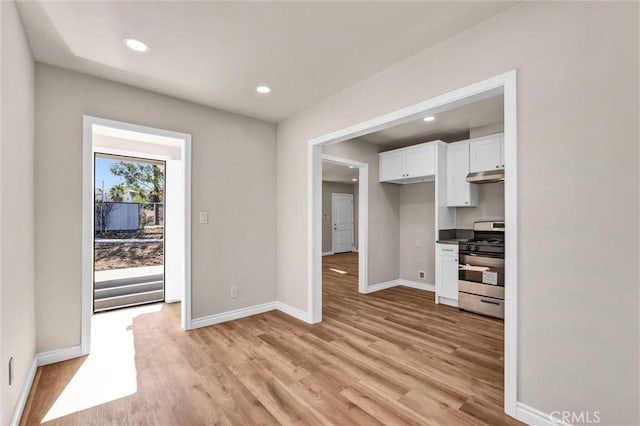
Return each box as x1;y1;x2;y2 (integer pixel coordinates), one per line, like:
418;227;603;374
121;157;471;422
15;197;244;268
467;170;505;184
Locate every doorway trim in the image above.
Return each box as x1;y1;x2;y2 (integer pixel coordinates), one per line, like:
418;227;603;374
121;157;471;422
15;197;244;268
322;155;369;297
307;70;518;417
82;115;192;356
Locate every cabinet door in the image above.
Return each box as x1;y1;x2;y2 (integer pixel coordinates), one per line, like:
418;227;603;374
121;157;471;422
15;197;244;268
469;134;503;173
405;144;435;178
379;151;405;182
446;141;477;207
440;256;459;300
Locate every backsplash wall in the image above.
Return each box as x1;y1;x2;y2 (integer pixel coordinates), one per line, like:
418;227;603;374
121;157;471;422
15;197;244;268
456;182;505;229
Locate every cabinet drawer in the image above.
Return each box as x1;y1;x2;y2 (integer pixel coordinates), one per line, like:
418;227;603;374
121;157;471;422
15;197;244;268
458;292;504;319
436;244;458;257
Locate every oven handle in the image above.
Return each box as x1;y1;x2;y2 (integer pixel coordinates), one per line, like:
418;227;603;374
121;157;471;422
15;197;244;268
480;299;501;306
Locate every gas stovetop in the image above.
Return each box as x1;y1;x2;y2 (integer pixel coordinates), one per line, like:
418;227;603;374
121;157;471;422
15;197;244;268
456;221;506;256
467;238;504;245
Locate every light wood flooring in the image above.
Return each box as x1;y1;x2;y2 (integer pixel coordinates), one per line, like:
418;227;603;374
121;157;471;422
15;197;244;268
22;252;520;425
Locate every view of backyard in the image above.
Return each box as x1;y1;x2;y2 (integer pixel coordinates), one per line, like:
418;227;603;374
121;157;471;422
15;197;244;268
94;226;164;271
94;154;166;311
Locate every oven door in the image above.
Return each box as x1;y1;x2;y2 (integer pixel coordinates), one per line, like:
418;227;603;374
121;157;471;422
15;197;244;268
458;253;505;319
458;253;504;287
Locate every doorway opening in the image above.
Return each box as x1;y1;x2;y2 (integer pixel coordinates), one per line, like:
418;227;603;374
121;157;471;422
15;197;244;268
93;153;166;312
319;156;369;302
308;71;517;416
82;116;192;356
320;158;366;305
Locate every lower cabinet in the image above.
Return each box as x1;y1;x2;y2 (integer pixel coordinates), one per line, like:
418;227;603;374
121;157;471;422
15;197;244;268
435;243;459;305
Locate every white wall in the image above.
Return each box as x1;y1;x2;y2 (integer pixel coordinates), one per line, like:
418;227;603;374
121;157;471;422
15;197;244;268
0;1;36;423
35;64;277;352
456;182;504;229
164;159;183;303
399;182;435;284
276;2;639;424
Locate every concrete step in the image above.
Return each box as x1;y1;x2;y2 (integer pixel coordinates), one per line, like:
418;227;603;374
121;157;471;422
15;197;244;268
94;289;164;312
95;280;164;299
95;274;164;290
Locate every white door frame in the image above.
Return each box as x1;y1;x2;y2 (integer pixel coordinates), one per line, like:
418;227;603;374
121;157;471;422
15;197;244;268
82;115;192;356
322;155;368;296
331;192;354;254
308;70;518;417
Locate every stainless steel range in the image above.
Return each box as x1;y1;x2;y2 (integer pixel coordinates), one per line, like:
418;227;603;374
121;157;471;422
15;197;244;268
458;221;505;319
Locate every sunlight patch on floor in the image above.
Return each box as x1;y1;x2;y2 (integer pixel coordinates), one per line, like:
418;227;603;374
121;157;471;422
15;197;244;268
42;304;162;422
329;268;348;274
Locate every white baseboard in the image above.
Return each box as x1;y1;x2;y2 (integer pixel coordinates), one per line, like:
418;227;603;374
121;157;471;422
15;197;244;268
191;302;277;329
37;345;83;366
188;300;316;330
437;296;459;308
399;279;435;292
362;279;437;294
275;301;312;323
9;357;37;426
322;251;334;256
515;401;569;426
361;279;400;294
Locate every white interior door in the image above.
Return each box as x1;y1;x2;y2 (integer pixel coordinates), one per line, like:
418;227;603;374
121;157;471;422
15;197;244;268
332;193;354;254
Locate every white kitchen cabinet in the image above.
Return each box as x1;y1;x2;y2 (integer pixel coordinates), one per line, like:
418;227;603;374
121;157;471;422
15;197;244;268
435;243;459;305
379;142;436;183
469;133;504;173
446;140;477;207
379;151;406;181
405;144;435;177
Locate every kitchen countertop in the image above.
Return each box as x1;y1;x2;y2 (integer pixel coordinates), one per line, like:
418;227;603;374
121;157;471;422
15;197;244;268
436;239;469;245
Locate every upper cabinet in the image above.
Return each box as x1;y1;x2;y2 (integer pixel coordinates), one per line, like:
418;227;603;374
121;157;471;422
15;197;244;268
469;133;504;173
446;140;478;207
379;142;436;184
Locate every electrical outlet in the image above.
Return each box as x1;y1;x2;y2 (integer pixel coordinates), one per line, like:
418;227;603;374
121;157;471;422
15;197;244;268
416;239;422;248
199;211;208;224
418;271;425;280
8;357;13;386
230;286;238;298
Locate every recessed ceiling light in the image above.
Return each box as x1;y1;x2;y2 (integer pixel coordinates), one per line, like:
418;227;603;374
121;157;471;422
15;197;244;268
349;166;355;169
352;178;358;182
423;116;435;122
123;38;149;52
256;86;271;94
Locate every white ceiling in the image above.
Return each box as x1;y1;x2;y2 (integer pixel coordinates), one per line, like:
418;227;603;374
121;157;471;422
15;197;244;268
323;162;358;183
17;1;515;122
359;94;504;149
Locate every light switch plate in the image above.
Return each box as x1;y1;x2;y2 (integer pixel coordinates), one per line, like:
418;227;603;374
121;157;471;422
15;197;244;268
199;211;208;224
